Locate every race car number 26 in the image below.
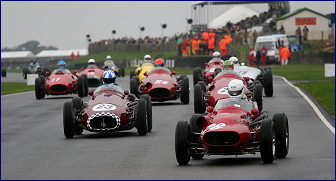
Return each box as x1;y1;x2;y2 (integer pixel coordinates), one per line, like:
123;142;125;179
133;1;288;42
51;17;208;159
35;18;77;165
92;104;116;111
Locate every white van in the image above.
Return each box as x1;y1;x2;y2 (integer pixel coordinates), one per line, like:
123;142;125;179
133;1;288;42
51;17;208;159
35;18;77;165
254;34;289;64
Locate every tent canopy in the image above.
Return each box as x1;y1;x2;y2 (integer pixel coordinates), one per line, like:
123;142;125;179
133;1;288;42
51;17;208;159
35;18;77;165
1;51;35;59
36;49;88;57
208;5;259;29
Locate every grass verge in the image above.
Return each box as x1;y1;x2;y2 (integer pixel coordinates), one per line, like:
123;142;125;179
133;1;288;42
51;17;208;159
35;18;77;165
1;82;34;95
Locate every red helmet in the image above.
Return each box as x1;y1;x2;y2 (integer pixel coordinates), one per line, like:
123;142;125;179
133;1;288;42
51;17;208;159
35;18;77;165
154;58;164;67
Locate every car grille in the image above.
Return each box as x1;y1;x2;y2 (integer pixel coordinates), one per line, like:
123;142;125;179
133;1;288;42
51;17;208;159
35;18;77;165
50;84;67;92
88;78;102;87
87;112;120;131
204;132;240;146
149;88;170;98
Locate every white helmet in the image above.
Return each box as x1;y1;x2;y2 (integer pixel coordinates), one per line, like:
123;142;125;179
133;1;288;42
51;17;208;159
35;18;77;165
106;55;112;60
228;79;244;96
144;54;151;61
229;56;239;64
213;51;221;58
88;59;95;64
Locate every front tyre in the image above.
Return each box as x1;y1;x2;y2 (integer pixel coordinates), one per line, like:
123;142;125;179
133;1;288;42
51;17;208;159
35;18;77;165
180;76;190;104
175;120;191;165
260;118;274;163
253;83;263;112
193;67;202;85
273;113;289;158
141;94;152;132
81;75;89;96
63;101;75;138
136;97;148;136
35;77;45;99
194;84;205;114
77;76;85;98
264;68;273;97
130;77;140;98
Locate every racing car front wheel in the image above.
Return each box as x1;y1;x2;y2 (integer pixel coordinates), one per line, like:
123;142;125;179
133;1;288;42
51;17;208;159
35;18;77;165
194;84;205;114
189;114;205;160
63;101;76;139
130;70;135;79
35;77;45;99
175;120;191;165
180;76;189;104
136;98;148;136
193;67;202;85
273;113;289;158
77;76;85;98
120;67;125;77
81;75;89;96
260;118;275;163
141;94;152;132
130;77;140;98
253;83;263;112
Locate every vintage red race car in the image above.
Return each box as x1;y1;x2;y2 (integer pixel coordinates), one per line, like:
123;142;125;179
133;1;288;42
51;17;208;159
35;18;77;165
175;98;289;165
193;70;263;114
34;68;88;99
130;67;190;104
193;58;226;85
62;84;152;138
76;65;104;90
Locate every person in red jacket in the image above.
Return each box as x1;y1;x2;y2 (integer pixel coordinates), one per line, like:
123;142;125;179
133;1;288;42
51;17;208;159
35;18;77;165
178;37;189;56
202;31;209;54
248;45;255;67
260;46;267;65
280;45;290;65
219;36;227;56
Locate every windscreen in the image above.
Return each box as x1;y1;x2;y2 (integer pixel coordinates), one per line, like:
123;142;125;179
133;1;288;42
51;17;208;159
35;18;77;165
214;98;253;112
94;84;123;94
255;42;274;51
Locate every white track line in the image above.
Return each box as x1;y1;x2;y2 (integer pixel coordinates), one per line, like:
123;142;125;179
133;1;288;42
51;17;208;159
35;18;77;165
276;75;335;134
1;91;34;98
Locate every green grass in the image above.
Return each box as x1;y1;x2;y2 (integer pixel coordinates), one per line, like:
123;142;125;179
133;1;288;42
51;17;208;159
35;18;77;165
1;82;34;95
67;51;177;65
295;79;335;117
6;68;22;73
270;64;333;80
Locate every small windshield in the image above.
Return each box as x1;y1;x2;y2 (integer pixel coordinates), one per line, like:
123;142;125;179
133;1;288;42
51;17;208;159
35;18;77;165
255;42;274;51
149;67;171;74
52;69;71;74
214;98;254;112
94;84;123;94
87;64;98;68
214;70;242;79
104;60;116;67
208;58;224;65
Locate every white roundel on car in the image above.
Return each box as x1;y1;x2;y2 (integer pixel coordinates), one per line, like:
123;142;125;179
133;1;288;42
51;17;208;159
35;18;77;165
217;87;228;95
210;68;216;72
92;104;116;111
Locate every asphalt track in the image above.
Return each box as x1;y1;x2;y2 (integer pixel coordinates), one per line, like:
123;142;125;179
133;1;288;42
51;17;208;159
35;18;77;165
1;75;335;179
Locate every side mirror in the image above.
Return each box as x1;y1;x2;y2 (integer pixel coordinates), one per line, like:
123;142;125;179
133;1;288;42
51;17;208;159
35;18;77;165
207;106;214;113
244;77;250;82
251;108;259;115
143;72;148;77
46;72;50;76
207;76;213;83
204;62;208;66
171;71;176;75
124;90;129;95
88;90;94;96
81;67;84;71
73;70;77;74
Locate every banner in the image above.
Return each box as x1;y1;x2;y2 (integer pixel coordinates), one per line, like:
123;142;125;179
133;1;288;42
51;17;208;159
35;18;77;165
296;17;316;25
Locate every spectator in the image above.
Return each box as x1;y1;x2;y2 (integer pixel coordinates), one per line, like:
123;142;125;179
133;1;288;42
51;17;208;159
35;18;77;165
202;31;209;54
280;45;290;66
279;24;285;34
255;49;261;67
219;36;227;56
303;25;309;41
192;36;201;55
261;46;268;65
178;37;189;56
296;26;302;45
248;45;255;67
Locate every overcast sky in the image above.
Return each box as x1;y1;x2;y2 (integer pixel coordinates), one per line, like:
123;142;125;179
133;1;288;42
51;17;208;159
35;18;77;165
1;1;335;50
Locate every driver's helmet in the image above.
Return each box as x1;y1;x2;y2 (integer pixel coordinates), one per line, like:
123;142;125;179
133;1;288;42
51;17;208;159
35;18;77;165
223;60;234;70
102;70;116;85
144;54;151;62
106;55;112;61
228;79;244;97
32;59;37;64
36;66;42;71
229;56;239;64
213;51;221;58
57;60;66;69
154;58;164;67
88;59;95;65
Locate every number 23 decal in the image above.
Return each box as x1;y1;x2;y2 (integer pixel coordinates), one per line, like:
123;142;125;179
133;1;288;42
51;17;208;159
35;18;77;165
51;78;60;82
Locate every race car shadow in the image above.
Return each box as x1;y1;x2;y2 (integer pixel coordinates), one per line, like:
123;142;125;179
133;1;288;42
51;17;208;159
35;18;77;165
187;157;261;166
151;102;183;106
75;131;139;139
45;96;74;100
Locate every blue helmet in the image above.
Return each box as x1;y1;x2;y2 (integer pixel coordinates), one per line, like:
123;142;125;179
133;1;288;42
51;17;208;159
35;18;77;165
102;70;116;84
32;59;37;64
57;60;66;69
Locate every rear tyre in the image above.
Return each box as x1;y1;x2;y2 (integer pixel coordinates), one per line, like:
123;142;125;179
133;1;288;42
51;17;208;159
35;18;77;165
253;83;263;112
194;84;205;114
136;98;148;136
260;118;274;163
189;114;205;160
130;77;140;98
273;113;289;158
120;67;125;77
77;76;85;98
141;94;152;132
35;77;45;99
72;97;83;111
175;120;191;165
130;70;135;79
180;76;190;104
63;101;75;139
197;81;206;92
1;69;6;77
193;67;202;85
264;68;273;97
81;75;89;96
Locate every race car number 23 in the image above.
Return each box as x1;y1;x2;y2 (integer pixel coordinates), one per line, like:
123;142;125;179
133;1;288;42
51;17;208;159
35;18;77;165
51;78;60;82
154;80;168;84
92;104;116;111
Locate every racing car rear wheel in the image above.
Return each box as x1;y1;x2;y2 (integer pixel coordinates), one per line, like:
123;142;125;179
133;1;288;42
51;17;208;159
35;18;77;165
35;77;45;99
189;114;205;160
194;84;205;114
72;97;83;111
273;113;289;158
130;77;140;98
1;69;6;77
175;120;191;165
63;101;76;138
120;67;125;77
253;83;263;112
81;75;89;96
197;81;206;92
260;118;275;163
77;76;85;98
193;67;202;85
136;97;148;136
180;76;189;104
264;68;273;97
141;94;152;132
130;70;135;79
